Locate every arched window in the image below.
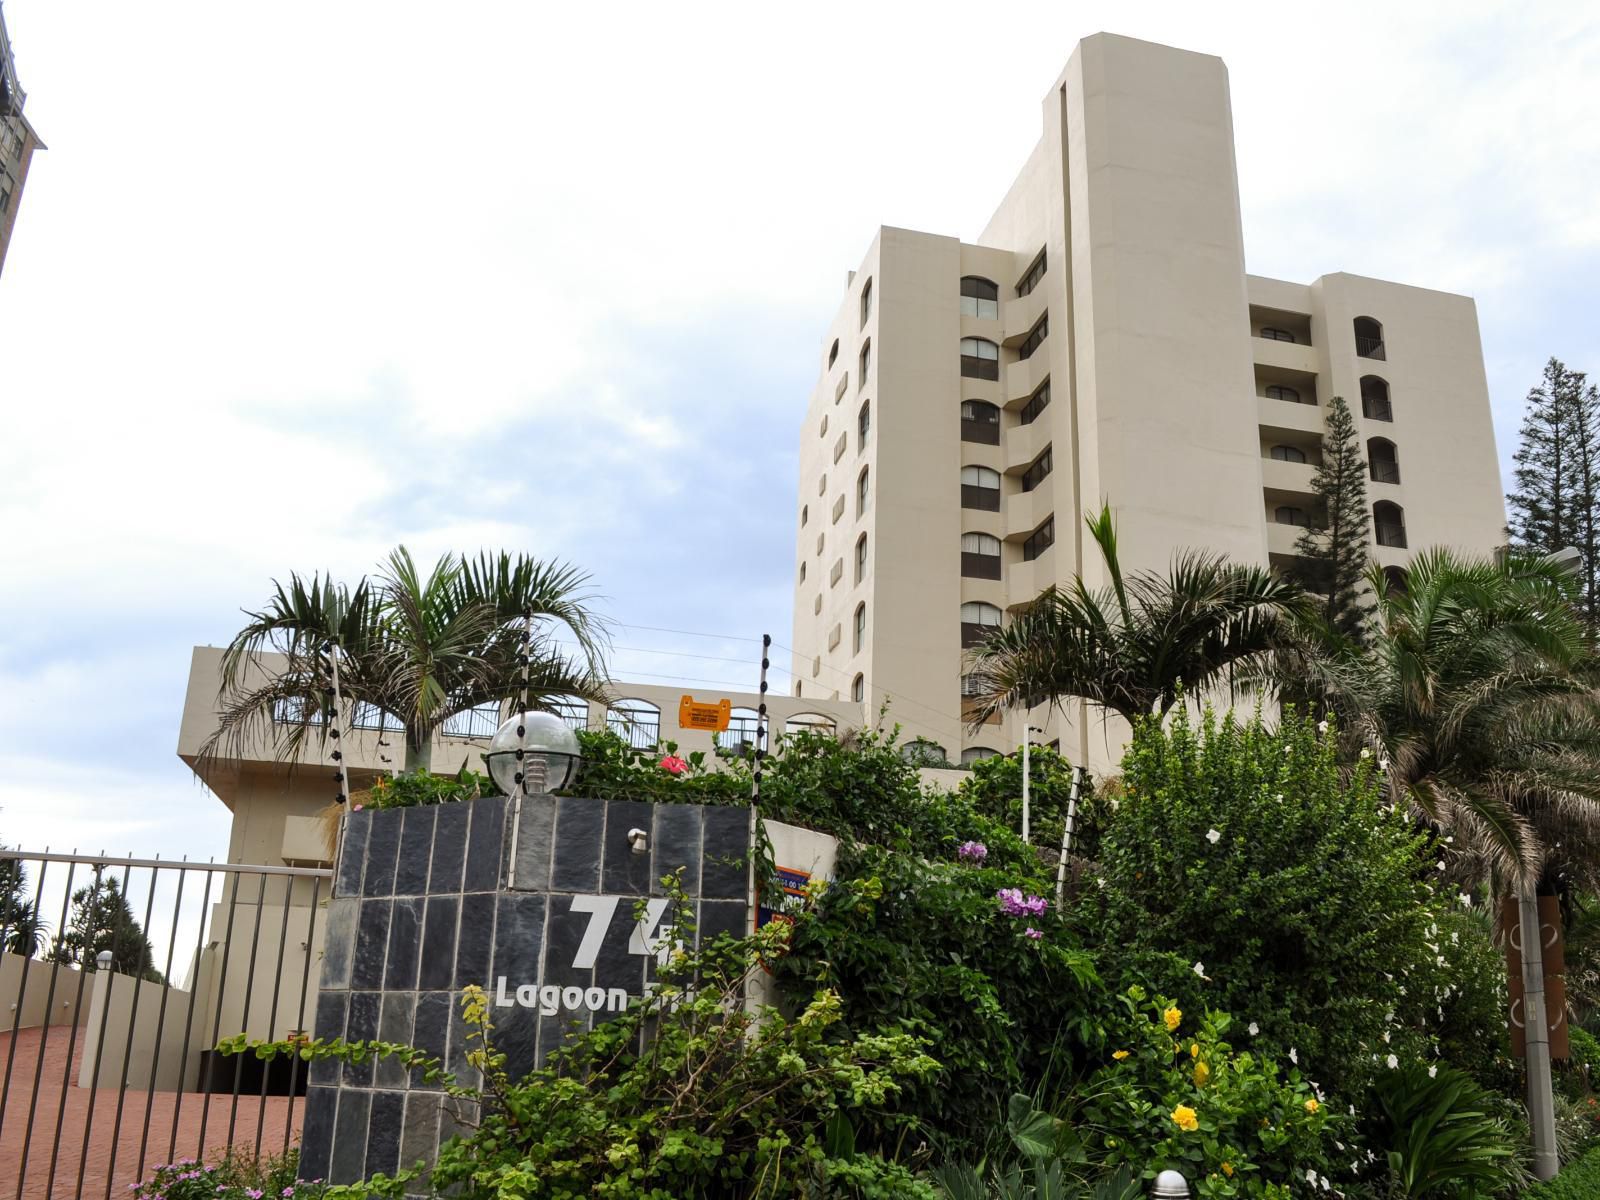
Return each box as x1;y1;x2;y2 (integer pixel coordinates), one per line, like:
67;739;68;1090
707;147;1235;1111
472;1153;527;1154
828;339;839;368
856;466;870;516
961;601;1002;647
1383;566;1409;596
960;337;1000;380
900;739;948;766
1275;506;1310;527
851;673;865;702
818;474;827;495
820;415;828;438
858;339;871;386
853;602;867;654
606;698;661;750
961;746;1000;767
961;465;1001;511
1374;501;1407;547
1265;384;1302;404
785;712;836;735
961;400;1001;444
550;695;589;733
1368;437;1400;485
1269;445;1307;463
800;504;808;527
1354;316;1385;360
960;277;999;320
962;532;1002;579
716;706;764;753
799;561;806;583
1361;376;1393;421
858;399;871;446
854;533;868;583
860;278;872;327
1260;327;1296;343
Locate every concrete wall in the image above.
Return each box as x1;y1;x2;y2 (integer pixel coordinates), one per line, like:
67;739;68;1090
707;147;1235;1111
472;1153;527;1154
1;953;90;1030
77;967;212;1092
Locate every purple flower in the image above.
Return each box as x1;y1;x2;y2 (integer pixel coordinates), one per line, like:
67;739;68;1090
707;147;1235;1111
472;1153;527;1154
996;888;1048;918
957;841;988;864
282;1189;295;1198
1024;927;1043;940
248;1189;264;1199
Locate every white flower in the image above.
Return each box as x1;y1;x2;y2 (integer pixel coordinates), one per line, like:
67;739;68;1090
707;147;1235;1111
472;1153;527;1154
1193;961;1206;977
1386;1054;1399;1069
1436;861;1446;871
1360;747;1372;759
1320;1177;1330;1192
1206;828;1221;844
1289;1047;1298;1064
1317;719;1329;733
1306;1170;1317;1185
1379;756;1390;770
1248;1021;1260;1037
1382;1032;1391;1044
1429;1065;1438;1078
1445;836;1454;844
1461;893;1472;907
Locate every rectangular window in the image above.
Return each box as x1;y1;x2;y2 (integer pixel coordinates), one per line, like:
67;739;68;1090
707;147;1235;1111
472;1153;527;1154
961;552;1003;580
1018;315;1048;361
960;484;1001;512
1021;446;1053;493
1016;249;1047;297
1020;381;1051;425
0;188;10;214
860;278;872;327
1022;515;1056;562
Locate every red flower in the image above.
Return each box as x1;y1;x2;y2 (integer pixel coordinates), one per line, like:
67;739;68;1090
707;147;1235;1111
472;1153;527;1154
658;755;689;775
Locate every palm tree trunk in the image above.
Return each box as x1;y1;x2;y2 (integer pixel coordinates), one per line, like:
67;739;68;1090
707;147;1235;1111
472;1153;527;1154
404;730;432;774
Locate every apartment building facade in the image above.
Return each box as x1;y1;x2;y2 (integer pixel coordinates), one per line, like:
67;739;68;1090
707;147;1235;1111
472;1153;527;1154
790;33;1506;775
0;0;42;278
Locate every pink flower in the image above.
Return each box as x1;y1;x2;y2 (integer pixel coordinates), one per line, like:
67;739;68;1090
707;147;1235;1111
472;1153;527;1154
957;841;988;863
1024;927;1043;940
658;755;689;775
351;803;364;811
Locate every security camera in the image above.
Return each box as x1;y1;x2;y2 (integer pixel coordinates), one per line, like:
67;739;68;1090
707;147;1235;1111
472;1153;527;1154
627;828;649;855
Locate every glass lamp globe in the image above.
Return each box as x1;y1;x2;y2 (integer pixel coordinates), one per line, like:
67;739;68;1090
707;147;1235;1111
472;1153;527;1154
1152;1169;1190;1199
485;710;581;795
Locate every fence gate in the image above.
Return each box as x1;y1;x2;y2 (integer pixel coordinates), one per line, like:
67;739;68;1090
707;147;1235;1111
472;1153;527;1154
1;850;332;1200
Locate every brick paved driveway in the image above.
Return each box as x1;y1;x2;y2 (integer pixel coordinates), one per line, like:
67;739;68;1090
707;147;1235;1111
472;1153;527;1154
0;1028;301;1200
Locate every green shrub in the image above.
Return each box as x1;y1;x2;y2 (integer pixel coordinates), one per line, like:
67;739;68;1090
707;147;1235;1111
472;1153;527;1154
957;744;1095;853
1523;1143;1600;1198
358;767;492;809
224;885;940;1200
1075;989;1343;1198
1366;1063;1521;1199
1079;706;1456;1105
778;845;1097;1156
559;730;750;806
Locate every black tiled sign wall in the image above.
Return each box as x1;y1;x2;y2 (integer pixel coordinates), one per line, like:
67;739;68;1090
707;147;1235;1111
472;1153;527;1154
298;796;752;1191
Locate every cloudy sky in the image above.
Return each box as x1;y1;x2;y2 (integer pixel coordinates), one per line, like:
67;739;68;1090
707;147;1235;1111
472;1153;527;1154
0;0;1596;865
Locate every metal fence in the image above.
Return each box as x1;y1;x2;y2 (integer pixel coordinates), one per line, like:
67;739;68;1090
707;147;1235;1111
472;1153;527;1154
0;850;332;1200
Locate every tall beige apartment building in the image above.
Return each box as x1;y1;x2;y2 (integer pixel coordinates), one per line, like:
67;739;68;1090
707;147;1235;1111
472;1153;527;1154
791;33;1506;775
0;0;42;278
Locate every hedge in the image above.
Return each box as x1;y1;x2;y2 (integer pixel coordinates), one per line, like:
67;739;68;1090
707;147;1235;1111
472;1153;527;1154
1522;1144;1600;1198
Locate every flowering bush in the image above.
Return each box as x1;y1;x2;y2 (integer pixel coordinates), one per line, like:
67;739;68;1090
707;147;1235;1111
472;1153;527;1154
956;841;987;864
129;1150;316;1200
1077;989;1343;1198
1080;706;1458;1105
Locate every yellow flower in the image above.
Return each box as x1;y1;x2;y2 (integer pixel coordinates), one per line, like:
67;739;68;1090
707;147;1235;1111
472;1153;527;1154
1190;1042;1200;1058
1171;1104;1199;1132
1164;1006;1182;1032
1221;1163;1234;1178
1112;1050;1130;1061
1193;1060;1211;1086
1304;1097;1320;1113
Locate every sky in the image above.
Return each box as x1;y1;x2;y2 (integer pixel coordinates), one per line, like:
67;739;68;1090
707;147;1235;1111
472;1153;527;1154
0;0;1597;867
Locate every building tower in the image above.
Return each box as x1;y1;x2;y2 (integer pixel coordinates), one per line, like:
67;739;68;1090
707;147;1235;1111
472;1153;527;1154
0;0;43;278
791;33;1505;775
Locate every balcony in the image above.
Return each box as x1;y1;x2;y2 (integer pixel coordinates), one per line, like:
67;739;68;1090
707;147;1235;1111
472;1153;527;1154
1252;336;1318;375
1266;521;1305;557
1256;394;1324;435
1006;353;1050;406
1003;420;1051;474
1259;457;1316;495
1004;487;1053;540
1001;287;1047;348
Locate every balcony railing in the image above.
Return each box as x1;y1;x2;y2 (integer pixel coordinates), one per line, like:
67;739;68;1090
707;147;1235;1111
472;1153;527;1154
1356;336;1386;360
1362;398;1393;422
1370;462;1401;485
441;703;503;739
960;417;1001;445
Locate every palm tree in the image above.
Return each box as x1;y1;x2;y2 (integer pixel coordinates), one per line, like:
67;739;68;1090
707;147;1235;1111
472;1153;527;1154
201;548;611;774
1282;549;1600;889
1;852;48;956
964;506;1307;728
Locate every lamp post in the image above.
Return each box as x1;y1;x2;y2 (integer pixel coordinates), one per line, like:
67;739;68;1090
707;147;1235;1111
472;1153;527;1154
1020;725;1042;842
1151;1168;1189;1198
484;712;582;798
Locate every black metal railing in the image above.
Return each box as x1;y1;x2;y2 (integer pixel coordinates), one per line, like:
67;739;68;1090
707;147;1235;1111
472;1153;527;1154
1362;398;1393;422
1376;522;1408;548
1;849;331;1200
440;704;502;740
1371;462;1401;485
1356;336;1386;360
606;710;661;751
